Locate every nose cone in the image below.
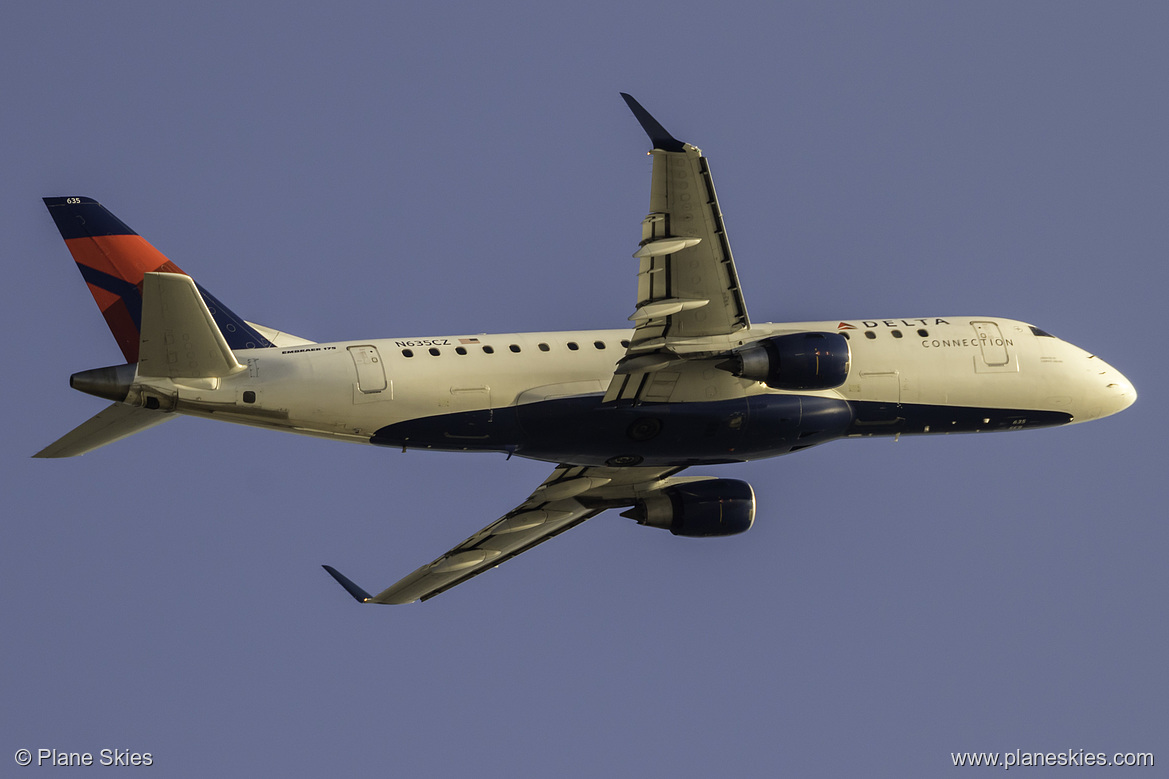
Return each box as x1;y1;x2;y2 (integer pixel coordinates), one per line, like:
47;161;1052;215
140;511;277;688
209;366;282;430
1075;351;1137;422
1096;358;1137;416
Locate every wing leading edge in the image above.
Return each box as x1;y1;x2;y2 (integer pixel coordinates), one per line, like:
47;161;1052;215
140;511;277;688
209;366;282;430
324;464;700;604
607;94;751;404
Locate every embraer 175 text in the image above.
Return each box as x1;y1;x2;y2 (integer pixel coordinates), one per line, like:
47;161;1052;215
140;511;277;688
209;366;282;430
37;95;1136;605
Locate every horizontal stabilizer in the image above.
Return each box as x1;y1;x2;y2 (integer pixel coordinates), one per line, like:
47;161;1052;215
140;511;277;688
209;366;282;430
138;272;246;379
33;402;172;458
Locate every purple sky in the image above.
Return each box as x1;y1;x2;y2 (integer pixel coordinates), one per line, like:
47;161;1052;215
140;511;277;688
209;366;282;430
4;3;1165;775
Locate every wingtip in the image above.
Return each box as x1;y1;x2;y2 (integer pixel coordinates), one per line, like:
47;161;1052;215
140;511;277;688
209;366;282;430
620;93;686;152
322;565;374;603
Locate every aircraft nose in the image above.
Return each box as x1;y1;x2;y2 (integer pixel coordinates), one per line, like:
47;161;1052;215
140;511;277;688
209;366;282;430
1083;353;1137;420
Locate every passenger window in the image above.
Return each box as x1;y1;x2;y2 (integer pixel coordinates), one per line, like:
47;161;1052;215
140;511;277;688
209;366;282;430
455;346;467;355
892;330;903;339
917;329;929;337
620;340;630;348
402;349;414;358
567;342;579;351
538;342;550;352
594;341;606;350
483;345;495;354
865;331;877;340
429;347;441;356
509;344;521;353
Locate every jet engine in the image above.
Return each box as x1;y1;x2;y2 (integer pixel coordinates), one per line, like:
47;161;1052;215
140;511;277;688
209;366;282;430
718;332;850;390
621;479;755;537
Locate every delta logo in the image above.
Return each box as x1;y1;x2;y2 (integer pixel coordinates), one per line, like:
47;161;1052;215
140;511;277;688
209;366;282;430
838;318;951;329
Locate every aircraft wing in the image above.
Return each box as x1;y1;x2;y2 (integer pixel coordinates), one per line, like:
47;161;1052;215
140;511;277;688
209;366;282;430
322;96;747;606
324;464;690;604
607;94;751;403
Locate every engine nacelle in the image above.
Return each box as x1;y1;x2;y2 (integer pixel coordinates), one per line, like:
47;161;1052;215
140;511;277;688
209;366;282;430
621;479;756;537
719;332;850;390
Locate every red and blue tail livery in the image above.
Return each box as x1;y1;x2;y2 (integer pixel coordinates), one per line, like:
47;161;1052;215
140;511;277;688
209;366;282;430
43;197;270;361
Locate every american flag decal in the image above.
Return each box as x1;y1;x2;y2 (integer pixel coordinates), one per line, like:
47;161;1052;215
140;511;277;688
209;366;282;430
459;338;481;344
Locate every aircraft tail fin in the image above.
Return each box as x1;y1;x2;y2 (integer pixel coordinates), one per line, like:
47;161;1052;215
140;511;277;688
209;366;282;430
43;197;273;362
38;198;264;457
33;272;245;458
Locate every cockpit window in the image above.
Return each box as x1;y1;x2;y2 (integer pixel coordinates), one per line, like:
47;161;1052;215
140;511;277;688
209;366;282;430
1030;326;1056;338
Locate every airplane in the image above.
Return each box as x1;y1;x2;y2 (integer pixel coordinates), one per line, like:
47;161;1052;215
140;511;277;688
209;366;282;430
36;94;1136;605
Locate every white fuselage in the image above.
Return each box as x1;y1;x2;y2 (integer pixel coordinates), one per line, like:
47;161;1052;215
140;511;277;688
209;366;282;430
136;316;1134;464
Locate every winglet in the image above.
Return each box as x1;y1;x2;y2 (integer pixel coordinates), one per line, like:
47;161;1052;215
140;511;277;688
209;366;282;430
321;565;374;603
620;93;686;152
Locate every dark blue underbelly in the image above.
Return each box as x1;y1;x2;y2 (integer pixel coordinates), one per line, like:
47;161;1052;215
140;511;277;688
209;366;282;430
370;394;1073;467
370;394;855;467
846;400;1071;435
